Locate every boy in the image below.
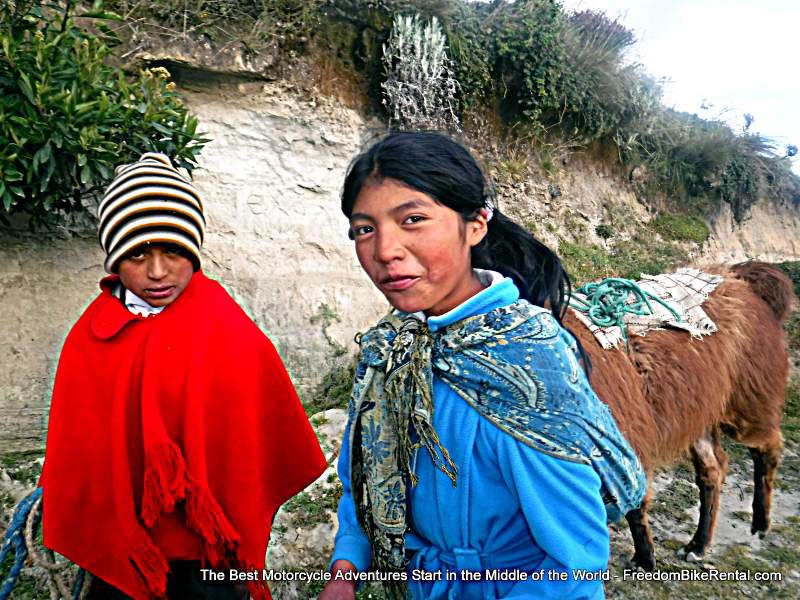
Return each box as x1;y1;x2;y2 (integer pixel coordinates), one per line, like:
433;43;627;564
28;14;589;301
40;153;326;599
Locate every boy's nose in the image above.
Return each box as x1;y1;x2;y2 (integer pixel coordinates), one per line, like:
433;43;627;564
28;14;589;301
147;253;168;279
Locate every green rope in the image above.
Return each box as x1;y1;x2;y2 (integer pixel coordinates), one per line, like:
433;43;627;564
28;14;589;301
569;277;683;350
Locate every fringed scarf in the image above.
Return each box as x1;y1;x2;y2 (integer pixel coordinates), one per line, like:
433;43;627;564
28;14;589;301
348;300;646;600
41;272;327;599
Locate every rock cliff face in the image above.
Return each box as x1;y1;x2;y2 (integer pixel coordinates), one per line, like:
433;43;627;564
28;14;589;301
0;78;798;453
702;200;800;264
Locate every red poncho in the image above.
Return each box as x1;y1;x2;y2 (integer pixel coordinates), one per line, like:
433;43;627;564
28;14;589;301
41;272;327;599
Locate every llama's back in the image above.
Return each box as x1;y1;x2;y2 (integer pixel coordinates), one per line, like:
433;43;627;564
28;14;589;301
731;261;796;322
566;263;794;469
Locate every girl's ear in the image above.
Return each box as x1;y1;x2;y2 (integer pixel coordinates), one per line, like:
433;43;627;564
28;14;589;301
467;213;489;247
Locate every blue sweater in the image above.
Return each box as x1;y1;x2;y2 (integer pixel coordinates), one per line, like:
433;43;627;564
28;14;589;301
331;277;608;599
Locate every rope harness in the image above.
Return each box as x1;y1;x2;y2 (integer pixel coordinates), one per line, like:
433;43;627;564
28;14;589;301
569;277;683;350
1;489;90;600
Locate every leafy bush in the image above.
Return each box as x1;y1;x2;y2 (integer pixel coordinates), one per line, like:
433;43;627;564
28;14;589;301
0;1;207;225
442;2;493;109
491;0;566;124
559;231;687;285
777;261;800;298
595;223;614;239
616;107;787;221
649;213;710;245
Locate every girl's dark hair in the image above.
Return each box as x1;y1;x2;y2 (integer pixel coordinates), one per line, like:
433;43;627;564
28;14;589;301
343;132;592;372
341;132;574;323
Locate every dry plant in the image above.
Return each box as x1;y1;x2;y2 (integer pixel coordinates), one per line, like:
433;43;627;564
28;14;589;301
381;13;460;132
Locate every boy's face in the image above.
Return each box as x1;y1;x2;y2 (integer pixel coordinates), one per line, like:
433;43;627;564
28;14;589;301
117;244;194;307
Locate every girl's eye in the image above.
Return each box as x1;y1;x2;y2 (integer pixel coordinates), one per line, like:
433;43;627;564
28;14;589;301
128;252;145;261
404;215;426;225
351;224;374;237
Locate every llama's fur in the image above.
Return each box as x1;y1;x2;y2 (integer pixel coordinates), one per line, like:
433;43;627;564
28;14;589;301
564;261;796;568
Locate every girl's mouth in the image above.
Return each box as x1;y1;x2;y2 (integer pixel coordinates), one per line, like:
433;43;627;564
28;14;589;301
145;286;175;299
380;276;420;291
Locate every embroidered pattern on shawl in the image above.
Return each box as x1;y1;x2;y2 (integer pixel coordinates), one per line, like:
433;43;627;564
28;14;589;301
570;268;723;350
348;300;646;599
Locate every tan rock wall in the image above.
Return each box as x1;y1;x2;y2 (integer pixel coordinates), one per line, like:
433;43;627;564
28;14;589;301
701;199;800;265
1;81;799;455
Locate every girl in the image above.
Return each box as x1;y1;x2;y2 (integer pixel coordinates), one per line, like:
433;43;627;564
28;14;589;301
320;133;645;600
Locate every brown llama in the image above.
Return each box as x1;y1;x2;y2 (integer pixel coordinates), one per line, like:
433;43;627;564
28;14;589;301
563;261;796;570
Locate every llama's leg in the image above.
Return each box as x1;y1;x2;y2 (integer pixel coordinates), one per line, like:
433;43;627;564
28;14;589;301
680;429;728;561
626;484;655;571
748;432;782;537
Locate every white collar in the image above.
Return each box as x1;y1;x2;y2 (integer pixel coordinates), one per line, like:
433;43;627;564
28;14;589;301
114;284;165;317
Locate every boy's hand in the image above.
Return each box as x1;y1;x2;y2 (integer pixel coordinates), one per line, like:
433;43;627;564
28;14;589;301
318;560;357;600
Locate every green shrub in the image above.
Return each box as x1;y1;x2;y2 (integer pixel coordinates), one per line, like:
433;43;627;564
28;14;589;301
559;232;688;285
558;240;613;285
611;235;686;279
306;361;355;415
784;381;800;446
777;261;800;298
443;3;493;109
786;312;800;353
778;261;800;354
649;213;710;245
559;10;654;140
0;1;207;225
595;223;614;239
491;0;567;124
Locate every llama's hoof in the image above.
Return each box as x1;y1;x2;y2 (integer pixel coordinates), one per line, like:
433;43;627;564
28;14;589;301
631;553;656;572
686;551;704;563
677;544;705;562
750;515;769;537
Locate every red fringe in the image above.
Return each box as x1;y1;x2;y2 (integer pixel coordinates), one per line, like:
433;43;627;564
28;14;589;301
139;446;256;597
185;481;241;565
141;442;188;527
246;566;273;600
131;527;170;598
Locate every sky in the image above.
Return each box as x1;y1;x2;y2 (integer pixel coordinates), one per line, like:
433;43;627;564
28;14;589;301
559;0;799;173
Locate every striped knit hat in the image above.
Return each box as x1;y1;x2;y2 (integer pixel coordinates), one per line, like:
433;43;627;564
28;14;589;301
98;153;205;273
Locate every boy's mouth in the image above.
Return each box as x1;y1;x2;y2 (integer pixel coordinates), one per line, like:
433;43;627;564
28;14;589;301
145;285;176;299
379;275;420;291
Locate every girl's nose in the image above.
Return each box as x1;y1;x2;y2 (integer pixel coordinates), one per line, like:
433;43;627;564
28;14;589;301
373;231;404;263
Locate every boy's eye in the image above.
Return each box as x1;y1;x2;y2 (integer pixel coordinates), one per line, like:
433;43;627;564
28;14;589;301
403;215;426;225
128;252;146;261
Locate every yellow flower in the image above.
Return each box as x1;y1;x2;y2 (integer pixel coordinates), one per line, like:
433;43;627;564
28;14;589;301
149;66;171;80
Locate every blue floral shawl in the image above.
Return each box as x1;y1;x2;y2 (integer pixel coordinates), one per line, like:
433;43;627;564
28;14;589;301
347;300;645;595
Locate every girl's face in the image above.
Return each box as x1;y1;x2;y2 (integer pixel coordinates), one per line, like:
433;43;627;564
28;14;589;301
350;178;488;316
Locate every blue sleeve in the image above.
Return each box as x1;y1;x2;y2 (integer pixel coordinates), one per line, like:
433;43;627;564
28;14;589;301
496;432;609;599
328;421;372;573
